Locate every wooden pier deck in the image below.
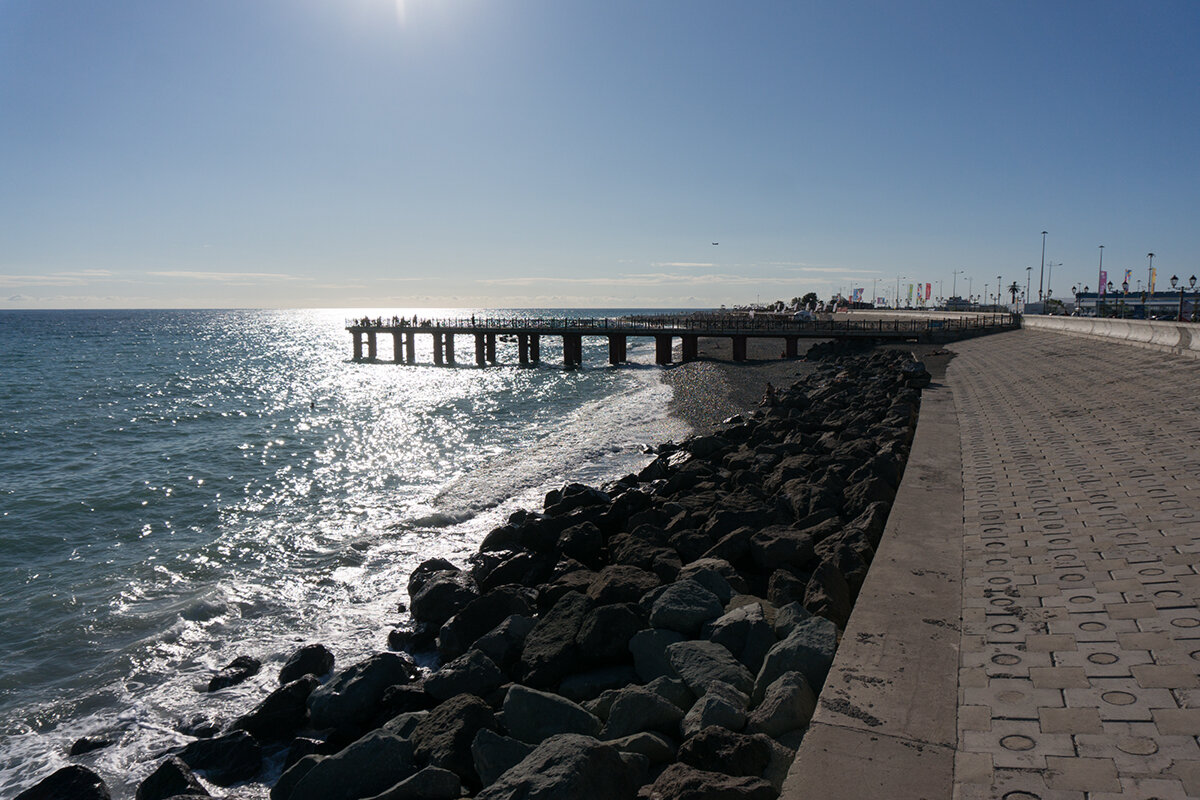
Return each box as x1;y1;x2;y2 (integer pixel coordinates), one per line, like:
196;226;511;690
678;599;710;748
345;312;1018;367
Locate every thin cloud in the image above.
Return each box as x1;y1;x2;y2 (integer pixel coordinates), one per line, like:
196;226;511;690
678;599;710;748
649;262;716;268
480;273;802;288
147;270;311;283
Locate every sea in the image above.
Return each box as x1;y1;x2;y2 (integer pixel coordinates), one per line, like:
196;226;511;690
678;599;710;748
0;308;693;799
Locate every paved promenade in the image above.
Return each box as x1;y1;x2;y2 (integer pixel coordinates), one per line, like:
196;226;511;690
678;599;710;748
952;330;1200;798
786;328;1200;799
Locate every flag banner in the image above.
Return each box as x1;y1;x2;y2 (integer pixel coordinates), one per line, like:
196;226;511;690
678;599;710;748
925;283;932;300
876;297;886;306
907;283;913;301
1100;270;1108;295
852;288;864;302
1124;269;1132;287
1151;267;1156;294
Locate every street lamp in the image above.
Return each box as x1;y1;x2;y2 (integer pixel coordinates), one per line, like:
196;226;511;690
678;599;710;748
1170;275;1197;321
1072;284;1079;315
1025;267;1032;311
1147;253;1155;296
952;269;963;301
1106;280;1114;317
1121;280;1129;319
1097;245;1105;314
1039;230;1048;301
1046;261;1060;300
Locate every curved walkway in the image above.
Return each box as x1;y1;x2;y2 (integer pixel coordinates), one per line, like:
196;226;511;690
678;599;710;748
785;329;1200;799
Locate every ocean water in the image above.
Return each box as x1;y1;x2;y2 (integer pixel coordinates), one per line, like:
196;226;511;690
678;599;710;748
0;308;691;798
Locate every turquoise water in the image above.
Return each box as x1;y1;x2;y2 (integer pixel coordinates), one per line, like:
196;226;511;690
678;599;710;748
0;308;688;798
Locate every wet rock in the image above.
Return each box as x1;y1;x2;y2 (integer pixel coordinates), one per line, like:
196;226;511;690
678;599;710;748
438;586;537;660
666;640;755;697
409;565;479;628
410;693;497;788
308;652;420;733
135;757;208;800
642;762;775;800
288;731;415;800
425;650;505;701
233;675;319;741
15;765;111;800
69;735;115;756
208;655;261;692
178;730;262;786
279;644;335;684
475;734;641;800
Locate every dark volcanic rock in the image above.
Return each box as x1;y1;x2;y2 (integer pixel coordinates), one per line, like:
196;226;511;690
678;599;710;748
629;628;686;683
643;762;775;800
287;731;415;800
308;652;420;733
803;558;853;628
279;644;334;684
586;565;660;605
410;693;497;788
502;684;602;744
745;671;817;737
233;675;318;741
409;563;479;628
648;580;724;636
575;603;643;664
600;686;684;739
16;766;111;800
666;640;755;697
370;766;462;800
475;734;641;800
471;728;534;788
70;735;115;756
474;614;536;670
207;655;261;692
677;726;771;778
438;586;538;659
135;757;208;800
518;591;593;688
425;649;505;701
755;614;838;698
178;730;262;786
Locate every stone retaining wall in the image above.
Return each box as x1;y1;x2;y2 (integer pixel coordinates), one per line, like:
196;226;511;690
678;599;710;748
1020;314;1200;359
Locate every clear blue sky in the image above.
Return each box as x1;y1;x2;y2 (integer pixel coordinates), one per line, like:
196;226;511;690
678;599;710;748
2;0;1198;309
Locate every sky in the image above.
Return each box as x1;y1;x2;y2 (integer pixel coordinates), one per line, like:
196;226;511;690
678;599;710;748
2;0;1198;309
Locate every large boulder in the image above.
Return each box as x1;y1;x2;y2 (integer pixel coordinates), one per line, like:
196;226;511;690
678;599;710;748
648;580;724;636
600;686;684;740
437;586;537;660
178;730;262;786
410;693;497;788
745;671;816;737
677;726;771;778
574;603;643;664
362;766;461;800
287;731;415;800
666;640;755;697
557;665;639;703
475;734;642;800
802;559;853;628
586;566;660;605
309;652;420;732
748;527;816;571
704;602;777;675
628;628;685;683
471;729;534;788
681;681;748;737
642;763;775;800
409;565;479;628
676;558;744;600
233;675;319;741
135;757;208;800
279;644;335;684
518;591;593;688
424;650;505;701
474;614;536;670
502;684;602;744
15;766;110;800
208;655;261;692
754;615;837;699
603;731;677;764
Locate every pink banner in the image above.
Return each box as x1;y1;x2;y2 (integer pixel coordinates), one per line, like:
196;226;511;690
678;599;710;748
1100;270;1108;295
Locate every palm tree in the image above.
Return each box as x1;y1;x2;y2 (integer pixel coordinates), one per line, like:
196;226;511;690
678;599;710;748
1008;281;1021;304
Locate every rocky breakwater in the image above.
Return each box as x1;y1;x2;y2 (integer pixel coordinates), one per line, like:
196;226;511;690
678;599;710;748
22;349;930;800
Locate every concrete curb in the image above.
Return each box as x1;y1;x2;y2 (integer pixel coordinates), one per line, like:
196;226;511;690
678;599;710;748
1021;314;1200;359
781;358;963;799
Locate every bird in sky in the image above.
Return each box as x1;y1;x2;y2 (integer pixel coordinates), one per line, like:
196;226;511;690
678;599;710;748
712;242;719;246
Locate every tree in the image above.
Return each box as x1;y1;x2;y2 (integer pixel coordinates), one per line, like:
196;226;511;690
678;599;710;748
801;292;818;307
1008;282;1020;304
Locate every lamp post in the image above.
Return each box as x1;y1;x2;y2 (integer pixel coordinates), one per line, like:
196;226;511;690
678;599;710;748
1121;280;1129;319
1039;230;1048;301
1097;245;1105;314
1147;253;1155;296
895;275;907;309
1082;285;1090;316
1170;275;1196;321
1046;261;1059;301
1072;284;1079;316
1106;281;1114;318
1025;266;1032;311
952;269;963;302
1192;275;1198;322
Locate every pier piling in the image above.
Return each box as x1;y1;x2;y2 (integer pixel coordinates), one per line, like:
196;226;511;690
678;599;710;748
445;334;455;365
655;335;673;365
486;334;497;363
682;335;699;362
732;335;747;362
475;333;486;366
563;334;583;367
433;333;444;366
518;334;530;366
367;332;377;361
608;335;627;365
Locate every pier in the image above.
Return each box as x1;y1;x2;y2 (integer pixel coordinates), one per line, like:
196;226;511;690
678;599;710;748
346;312;1018;367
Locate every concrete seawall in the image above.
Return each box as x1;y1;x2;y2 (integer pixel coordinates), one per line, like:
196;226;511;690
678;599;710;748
1021;315;1200;359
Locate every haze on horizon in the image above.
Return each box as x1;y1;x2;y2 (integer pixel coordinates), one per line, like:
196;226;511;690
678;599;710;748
2;1;1198;310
